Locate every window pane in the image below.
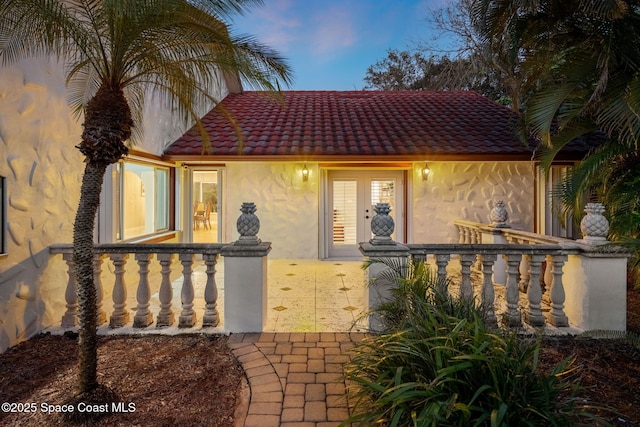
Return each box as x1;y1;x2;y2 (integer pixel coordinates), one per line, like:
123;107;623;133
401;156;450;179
121;162;169;240
333;180;357;245
192;170;219;243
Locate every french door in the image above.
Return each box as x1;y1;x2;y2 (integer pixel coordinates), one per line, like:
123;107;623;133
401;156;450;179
326;170;405;258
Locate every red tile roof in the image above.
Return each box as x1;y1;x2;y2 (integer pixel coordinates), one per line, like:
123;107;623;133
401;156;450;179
163;91;593;159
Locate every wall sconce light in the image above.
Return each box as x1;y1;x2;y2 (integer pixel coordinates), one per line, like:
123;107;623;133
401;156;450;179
302;164;309;182
421;162;431;181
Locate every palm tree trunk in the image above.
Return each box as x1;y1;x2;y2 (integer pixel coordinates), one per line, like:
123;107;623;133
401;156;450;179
73;161;107;394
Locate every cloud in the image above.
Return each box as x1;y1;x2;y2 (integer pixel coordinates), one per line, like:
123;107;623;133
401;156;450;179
310;6;358;56
236;0;302;50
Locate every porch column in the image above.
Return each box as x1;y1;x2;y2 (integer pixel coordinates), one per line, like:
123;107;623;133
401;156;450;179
359;241;410;332
221;202;271;333
221;243;271;332
563;250;628;331
563;202;628;331
482;200;511;285
360;203;411;331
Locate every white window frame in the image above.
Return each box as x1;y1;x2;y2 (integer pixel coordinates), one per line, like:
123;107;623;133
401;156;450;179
186;167;224;243
96;159;172;243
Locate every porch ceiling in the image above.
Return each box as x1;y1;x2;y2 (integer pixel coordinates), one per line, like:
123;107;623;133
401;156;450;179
163;90;602;161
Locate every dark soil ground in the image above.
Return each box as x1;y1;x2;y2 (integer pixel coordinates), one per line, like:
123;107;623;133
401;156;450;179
0;334;243;426
0;290;639;426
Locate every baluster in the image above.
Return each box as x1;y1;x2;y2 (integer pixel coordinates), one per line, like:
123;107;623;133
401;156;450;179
412;253;427;264
109;253;130;328
518;252;530;293
459;254;475;299
457;225;464;244
504;254;522;326
156;253;175;327
463;227;471;244
435;253;450;294
542;257;553;305
548;255;569;327
94;253;107;326
61;253;77;328
525;254;546;327
133;253;153;328
202;253;220;327
179;253;197;327
480;254;497;326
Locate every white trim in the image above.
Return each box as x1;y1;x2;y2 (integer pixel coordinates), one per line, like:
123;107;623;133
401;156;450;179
126;153;176;168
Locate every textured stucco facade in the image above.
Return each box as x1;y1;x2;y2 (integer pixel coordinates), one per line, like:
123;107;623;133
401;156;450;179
218;160;535;259
224;162;319;259
411;161;535;243
0;57;84;352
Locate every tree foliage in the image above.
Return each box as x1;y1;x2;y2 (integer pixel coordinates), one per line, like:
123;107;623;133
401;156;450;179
473;0;640;281
364;49;510;104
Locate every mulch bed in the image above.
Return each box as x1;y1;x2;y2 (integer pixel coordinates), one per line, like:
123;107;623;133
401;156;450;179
0;334;243;426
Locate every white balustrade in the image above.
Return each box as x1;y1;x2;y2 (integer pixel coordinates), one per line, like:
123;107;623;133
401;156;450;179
179;253;197;328
479;254;497;326
202;253;220;327
156;253;175;327
549;255;569;327
49;202;271;333
360;242;576;330
459;254;475;300
109;253;130;328
133;253;153;328
50;244;227;330
445;214;629;331
61;253;77;328
525;254;546;327
503;254;522;327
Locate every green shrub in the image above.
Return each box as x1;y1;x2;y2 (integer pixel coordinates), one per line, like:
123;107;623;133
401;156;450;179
344;259;607;426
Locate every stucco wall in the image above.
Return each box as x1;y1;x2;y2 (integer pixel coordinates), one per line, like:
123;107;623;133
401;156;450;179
224;162;319;259
0;57;84;352
411;161;535;243
221;161;536;258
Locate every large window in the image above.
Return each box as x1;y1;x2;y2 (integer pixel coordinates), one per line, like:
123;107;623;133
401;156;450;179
1;176;5;255
117;161;170;240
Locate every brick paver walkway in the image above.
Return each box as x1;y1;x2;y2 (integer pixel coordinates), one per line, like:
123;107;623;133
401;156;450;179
228;332;365;427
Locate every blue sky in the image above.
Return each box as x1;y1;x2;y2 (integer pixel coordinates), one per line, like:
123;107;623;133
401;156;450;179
230;0;453;90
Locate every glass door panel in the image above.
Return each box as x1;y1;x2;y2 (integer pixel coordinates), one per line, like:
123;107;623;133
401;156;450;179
332;180;358;245
191;170;219;243
327;170;404;258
